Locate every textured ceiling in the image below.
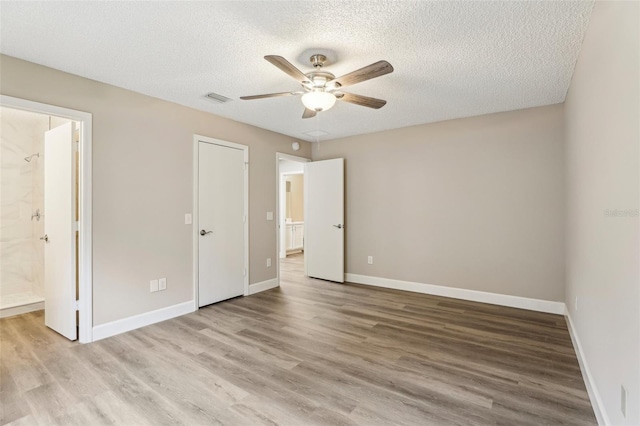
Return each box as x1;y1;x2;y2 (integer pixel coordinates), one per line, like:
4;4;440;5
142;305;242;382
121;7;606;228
0;1;593;142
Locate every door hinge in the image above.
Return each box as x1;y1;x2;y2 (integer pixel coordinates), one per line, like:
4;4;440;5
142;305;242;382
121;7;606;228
244;162;249;170
74;140;80;153
243;215;246;224
243;268;247;276
74;300;80;311
74;221;79;231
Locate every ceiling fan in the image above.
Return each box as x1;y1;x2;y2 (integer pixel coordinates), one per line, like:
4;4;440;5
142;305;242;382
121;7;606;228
240;54;394;119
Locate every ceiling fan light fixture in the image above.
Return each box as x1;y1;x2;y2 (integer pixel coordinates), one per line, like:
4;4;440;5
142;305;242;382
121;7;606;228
301;91;336;112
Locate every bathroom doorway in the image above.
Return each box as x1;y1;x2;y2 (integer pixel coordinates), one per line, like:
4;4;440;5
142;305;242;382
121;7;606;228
0;96;92;342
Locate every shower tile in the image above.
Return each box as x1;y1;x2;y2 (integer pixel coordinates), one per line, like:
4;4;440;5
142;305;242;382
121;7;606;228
1;213;33;242
1;269;33;298
1;106;50;303
1;238;33;265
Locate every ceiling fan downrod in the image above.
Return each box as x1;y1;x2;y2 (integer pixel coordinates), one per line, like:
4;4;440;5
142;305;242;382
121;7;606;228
309;54;327;68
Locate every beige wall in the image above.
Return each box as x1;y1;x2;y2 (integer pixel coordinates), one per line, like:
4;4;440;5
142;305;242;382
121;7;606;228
313;104;565;302
564;1;639;424
286;174;304;222
0;54;311;325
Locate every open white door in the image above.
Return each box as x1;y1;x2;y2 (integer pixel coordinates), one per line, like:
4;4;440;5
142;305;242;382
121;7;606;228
198;140;246;306
304;158;344;282
44;122;77;340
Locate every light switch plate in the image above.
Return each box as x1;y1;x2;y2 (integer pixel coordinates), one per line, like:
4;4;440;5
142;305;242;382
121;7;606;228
159;277;167;291
150;279;159;292
267;211;274;221
266;258;272;267
185;213;192;225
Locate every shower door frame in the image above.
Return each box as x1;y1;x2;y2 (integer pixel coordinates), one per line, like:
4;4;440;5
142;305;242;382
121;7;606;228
1;95;93;343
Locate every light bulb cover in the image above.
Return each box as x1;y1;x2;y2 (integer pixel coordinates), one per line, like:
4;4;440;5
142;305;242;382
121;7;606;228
301;91;336;112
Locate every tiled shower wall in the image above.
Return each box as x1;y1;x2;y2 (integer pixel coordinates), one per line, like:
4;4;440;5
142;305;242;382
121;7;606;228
1;107;48;300
0;107;70;304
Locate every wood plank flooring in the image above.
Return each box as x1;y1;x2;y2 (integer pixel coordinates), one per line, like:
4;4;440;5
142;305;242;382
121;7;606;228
1;253;596;425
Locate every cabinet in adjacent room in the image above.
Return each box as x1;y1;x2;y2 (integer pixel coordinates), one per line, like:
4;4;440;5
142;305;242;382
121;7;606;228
285;222;304;252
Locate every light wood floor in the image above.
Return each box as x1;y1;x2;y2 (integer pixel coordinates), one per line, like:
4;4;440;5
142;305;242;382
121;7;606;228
1;253;596;425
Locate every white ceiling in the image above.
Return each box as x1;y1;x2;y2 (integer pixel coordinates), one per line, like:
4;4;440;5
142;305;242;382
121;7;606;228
0;1;593;142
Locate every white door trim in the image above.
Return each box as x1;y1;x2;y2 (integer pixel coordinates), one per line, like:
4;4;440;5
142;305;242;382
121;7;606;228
0;95;93;343
275;152;311;288
193;135;249;309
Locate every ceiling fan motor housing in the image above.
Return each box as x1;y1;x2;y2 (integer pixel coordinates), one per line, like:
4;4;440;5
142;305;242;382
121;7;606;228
304;71;336;90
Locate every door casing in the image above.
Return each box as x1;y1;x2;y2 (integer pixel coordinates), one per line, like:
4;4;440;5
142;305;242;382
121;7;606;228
192;135;249;309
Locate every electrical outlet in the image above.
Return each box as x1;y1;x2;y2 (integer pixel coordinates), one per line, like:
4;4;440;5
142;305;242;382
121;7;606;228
158;277;167;291
150;279;159;293
575;296;578;311
266;258;272;267
367;256;373;265
621;385;627;417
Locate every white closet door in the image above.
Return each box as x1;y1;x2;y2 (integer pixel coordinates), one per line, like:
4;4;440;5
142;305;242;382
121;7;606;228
198;141;246;306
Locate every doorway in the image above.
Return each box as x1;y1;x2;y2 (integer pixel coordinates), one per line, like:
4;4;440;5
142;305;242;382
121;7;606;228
193;136;248;308
276;154;346;287
276;153;310;286
0;95;93;343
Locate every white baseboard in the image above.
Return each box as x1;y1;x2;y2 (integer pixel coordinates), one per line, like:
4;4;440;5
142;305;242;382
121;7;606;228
0;301;45;319
565;312;608;425
248;278;279;295
92;301;195;342
345;273;566;315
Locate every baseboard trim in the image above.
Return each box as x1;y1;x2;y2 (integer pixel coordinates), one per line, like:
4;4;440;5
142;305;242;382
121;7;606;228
565;312;608;425
0;301;45;319
345;273;566;315
92;301;195;342
248;278;279;295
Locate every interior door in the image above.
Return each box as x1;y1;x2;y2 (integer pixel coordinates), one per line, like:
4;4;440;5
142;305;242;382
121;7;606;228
304;158;344;282
44;122;77;340
198;141;245;306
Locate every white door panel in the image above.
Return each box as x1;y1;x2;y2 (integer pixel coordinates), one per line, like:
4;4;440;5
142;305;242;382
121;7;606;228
44;122;77;340
305;158;344;282
198;141;245;306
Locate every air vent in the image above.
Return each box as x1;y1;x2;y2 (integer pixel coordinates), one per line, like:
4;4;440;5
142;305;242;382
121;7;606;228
205;92;232;104
303;130;329;138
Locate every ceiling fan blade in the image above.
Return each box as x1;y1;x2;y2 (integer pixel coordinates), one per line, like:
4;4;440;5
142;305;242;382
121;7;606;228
339;92;387;109
332;60;394;88
240;91;302;100
265;55;310;84
302;108;317;119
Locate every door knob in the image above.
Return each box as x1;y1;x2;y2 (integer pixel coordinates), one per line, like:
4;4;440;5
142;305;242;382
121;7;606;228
200;229;212;236
333;224;343;229
40;234;49;243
